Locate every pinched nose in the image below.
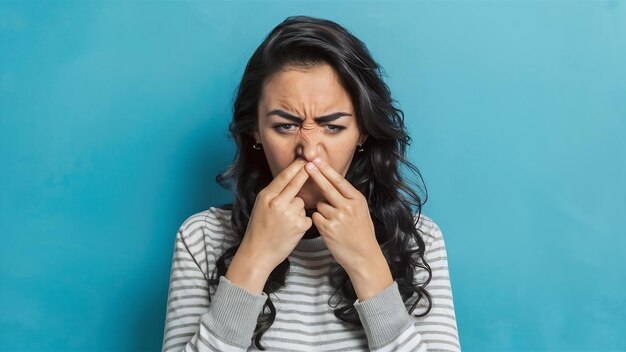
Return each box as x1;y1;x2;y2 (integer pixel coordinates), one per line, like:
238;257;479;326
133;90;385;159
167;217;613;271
295;124;324;162
296;143;321;163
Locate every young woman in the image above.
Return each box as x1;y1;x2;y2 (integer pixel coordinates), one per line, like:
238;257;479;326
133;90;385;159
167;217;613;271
161;15;460;352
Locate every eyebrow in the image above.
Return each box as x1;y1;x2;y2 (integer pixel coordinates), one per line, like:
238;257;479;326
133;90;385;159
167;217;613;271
266;109;352;123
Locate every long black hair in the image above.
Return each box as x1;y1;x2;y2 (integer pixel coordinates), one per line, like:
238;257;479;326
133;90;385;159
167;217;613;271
212;15;432;350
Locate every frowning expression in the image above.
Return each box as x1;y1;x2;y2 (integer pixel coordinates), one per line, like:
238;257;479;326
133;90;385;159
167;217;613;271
254;63;367;209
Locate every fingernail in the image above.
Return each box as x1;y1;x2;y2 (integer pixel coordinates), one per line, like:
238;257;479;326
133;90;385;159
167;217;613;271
313;157;322;164
306;162;317;170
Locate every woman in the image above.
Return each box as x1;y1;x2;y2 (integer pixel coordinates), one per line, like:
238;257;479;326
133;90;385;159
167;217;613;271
162;15;460;352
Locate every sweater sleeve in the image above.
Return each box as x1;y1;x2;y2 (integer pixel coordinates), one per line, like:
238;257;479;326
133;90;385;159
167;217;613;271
161;212;268;352
353;217;461;352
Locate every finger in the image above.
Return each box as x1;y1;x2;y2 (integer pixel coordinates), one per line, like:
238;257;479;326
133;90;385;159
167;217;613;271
274;167;309;204
315;200;334;219
309;157;361;199
305;161;344;207
264;158;307;195
311;211;328;232
291;196;306;209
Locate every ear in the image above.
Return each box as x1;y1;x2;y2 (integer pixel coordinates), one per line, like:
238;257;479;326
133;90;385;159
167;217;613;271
358;134;368;145
253;130;260;143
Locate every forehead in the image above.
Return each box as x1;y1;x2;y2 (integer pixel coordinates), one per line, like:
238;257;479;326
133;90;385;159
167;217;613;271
260;64;353;111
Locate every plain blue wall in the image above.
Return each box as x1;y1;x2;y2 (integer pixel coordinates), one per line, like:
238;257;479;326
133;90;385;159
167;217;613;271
1;1;625;351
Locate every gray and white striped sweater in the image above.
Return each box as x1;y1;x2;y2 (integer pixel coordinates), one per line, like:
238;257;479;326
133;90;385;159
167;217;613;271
161;206;461;351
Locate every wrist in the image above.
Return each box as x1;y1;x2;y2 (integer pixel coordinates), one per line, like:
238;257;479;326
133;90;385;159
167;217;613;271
225;251;271;295
347;255;393;302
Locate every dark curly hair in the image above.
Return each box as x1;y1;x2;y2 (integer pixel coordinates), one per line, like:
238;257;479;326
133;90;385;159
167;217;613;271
211;15;433;350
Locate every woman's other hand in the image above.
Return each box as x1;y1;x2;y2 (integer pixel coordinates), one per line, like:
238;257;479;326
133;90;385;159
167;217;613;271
304;157;393;301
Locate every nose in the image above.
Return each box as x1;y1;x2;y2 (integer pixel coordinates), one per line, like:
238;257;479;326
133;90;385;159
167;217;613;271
296;134;321;162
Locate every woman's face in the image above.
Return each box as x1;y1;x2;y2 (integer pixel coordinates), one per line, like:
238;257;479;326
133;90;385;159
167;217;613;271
254;63;367;210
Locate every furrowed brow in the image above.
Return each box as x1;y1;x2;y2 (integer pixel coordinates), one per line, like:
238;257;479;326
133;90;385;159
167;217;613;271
266;109;351;123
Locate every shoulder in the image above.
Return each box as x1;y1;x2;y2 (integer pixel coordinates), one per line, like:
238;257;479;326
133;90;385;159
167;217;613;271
412;212;447;252
176;206;236;243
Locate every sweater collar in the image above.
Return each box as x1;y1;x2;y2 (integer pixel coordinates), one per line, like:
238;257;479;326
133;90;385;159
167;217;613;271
294;235;327;252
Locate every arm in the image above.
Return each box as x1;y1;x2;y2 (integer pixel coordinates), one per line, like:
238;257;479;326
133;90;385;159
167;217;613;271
352;218;461;352
161;214;268;352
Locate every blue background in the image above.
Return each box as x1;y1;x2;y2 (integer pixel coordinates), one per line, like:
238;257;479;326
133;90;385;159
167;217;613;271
1;1;625;351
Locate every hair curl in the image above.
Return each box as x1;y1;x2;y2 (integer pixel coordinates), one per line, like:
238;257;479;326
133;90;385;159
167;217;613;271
211;15;432;350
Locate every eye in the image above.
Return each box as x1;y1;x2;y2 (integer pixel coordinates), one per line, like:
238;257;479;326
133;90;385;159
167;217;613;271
271;124;346;134
325;124;346;133
272;124;298;133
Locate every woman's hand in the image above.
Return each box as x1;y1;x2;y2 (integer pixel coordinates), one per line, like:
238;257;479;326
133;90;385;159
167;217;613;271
304;157;393;301
226;158;312;293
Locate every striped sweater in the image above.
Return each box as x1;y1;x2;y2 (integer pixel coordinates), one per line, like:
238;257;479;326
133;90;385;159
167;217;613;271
161;206;461;351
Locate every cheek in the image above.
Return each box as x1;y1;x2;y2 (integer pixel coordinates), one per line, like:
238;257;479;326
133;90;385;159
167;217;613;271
327;141;357;175
329;156;353;177
263;145;293;176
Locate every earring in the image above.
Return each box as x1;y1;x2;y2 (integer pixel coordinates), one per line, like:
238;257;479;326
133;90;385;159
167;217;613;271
253;142;263;150
356;143;364;152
